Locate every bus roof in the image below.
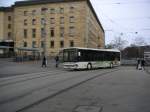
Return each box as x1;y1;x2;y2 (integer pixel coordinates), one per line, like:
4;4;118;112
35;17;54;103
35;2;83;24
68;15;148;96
62;47;120;52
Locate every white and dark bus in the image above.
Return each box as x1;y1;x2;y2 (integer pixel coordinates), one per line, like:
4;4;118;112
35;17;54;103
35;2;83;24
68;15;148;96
62;47;121;69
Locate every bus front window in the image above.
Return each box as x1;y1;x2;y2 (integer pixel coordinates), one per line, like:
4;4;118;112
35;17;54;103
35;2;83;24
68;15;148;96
63;49;78;62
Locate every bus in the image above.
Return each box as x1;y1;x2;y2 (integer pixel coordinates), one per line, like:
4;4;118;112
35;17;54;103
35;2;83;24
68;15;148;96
62;47;121;69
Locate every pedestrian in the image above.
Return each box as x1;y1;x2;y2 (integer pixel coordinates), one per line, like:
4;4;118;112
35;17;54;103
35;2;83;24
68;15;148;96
141;59;145;70
42;56;47;67
137;59;143;70
55;55;59;68
136;59;140;69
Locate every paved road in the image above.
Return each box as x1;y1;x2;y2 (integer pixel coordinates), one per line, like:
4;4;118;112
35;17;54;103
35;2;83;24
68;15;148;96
0;66;150;112
0;58;62;78
23;67;150;112
145;66;150;74
0;68;116;112
0;59;150;112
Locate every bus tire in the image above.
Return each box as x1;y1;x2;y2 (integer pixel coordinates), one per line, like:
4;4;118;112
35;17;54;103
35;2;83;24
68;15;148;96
87;63;92;70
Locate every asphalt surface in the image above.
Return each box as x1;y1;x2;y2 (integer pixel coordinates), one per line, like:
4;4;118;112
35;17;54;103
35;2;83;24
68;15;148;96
0;68;116;112
23;67;150;112
0;58;62;78
0;58;150;112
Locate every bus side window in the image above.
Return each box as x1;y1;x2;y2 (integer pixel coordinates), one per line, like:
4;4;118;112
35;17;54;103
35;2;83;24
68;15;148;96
77;51;81;61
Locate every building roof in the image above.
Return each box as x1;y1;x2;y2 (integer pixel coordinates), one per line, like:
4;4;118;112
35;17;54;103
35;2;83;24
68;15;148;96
14;0;104;32
15;0;87;6
0;46;13;49
0;7;13;12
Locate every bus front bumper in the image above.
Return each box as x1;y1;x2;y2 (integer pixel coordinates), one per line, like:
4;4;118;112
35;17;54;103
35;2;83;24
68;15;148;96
63;63;78;69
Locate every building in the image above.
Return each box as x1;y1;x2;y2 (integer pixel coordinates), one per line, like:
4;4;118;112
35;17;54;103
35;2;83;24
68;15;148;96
121;46;150;65
0;0;105;58
0;7;14;57
144;52;150;60
144;50;150;65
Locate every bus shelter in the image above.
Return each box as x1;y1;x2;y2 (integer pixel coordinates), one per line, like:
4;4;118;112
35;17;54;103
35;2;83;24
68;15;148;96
14;47;42;62
0;46;14;58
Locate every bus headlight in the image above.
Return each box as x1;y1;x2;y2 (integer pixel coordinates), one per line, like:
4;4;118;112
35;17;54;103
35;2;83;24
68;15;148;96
75;64;78;68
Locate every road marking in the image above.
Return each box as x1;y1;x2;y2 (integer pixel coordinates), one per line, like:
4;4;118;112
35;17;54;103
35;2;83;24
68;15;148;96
74;105;103;112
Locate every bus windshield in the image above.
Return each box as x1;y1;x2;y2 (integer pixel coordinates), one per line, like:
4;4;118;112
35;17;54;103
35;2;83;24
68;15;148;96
63;49;78;62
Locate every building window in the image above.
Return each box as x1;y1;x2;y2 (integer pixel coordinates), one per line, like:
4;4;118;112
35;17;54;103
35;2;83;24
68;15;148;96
69;26;75;36
50;41;54;48
23;42;27;47
8;16;11;21
32;41;36;48
41;18;46;25
24;19;27;26
60;41;64;48
50;8;55;14
24;29;27;38
32;28;36;38
32;10;36;15
60;8;64;14
70;6;74;13
60;17;64;24
70;40;74;47
50;18;55;24
24;11;28;16
8;32;11;38
70;16;75;23
41;41;44;48
60;27;64;37
50;28;55;37
8;24;11;29
41;28;45;38
32;19;36;25
41;8;47;15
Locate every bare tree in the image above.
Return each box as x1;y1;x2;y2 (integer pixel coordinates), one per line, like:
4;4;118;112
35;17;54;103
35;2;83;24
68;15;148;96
132;37;147;46
105;44;114;49
106;36;128;50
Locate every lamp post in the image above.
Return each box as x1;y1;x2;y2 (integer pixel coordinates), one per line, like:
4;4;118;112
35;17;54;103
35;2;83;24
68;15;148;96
41;7;48;59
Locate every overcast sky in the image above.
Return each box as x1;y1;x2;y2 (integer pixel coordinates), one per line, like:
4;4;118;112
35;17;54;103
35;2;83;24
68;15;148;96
0;0;150;45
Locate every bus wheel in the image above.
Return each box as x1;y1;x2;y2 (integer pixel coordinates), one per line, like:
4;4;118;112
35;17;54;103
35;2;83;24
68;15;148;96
110;63;113;68
87;63;92;70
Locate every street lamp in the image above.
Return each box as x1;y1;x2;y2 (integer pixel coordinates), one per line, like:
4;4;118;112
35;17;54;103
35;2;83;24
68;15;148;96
41;7;48;59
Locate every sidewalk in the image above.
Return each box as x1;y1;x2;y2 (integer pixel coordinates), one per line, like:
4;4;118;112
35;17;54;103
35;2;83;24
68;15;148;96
0;58;63;78
145;66;150;74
